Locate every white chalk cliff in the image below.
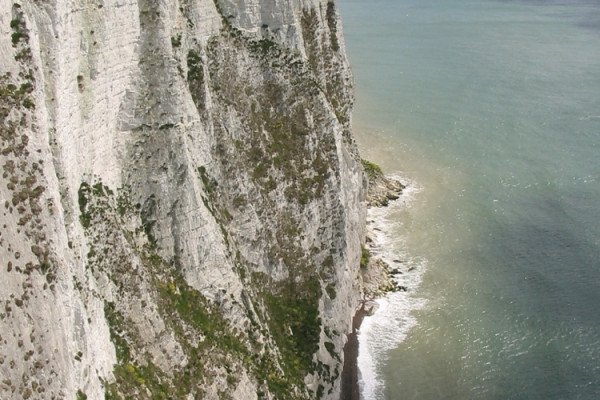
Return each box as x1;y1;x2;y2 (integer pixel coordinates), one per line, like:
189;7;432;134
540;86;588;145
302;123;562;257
0;0;367;398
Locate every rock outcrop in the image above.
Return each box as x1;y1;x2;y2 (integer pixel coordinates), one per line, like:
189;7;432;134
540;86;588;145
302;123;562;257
362;159;405;207
360;160;406;296
0;0;367;399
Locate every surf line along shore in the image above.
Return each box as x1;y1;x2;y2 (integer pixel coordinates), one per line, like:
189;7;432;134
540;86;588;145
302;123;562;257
339;161;408;400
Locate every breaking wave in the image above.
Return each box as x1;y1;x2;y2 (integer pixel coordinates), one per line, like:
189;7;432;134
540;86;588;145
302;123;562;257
358;176;427;400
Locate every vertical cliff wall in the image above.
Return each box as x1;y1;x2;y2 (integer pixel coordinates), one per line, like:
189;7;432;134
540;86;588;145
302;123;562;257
0;0;366;398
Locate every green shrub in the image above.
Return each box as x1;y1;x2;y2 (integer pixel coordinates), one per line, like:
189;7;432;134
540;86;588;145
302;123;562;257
22;97;34;109
11;31;27;46
360;244;371;270
171;34;182;48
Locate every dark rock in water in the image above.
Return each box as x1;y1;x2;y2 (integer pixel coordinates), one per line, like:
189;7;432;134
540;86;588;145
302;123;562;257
408;265;416;272
397;285;408;292
393;259;403;264
390;268;402;275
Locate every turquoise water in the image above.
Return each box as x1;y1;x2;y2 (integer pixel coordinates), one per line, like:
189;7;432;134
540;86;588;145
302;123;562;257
338;0;600;398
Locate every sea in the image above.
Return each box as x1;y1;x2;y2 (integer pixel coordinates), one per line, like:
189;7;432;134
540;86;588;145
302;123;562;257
337;0;600;399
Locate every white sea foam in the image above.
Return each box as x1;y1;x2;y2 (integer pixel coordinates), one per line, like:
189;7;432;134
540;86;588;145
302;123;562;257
358;175;427;400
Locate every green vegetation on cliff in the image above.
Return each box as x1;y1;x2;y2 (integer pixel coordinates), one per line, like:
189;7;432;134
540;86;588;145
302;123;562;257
361;159;383;181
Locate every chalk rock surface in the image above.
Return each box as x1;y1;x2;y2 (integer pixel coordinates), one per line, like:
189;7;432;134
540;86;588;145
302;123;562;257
0;0;369;399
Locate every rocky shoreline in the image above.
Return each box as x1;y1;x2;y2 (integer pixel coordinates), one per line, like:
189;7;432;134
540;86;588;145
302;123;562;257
362;166;407;297
340;164;406;399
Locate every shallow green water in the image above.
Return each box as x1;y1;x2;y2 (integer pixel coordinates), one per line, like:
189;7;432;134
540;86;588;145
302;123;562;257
338;0;600;398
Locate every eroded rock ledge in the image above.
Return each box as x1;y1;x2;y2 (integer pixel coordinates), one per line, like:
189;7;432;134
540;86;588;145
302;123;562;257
362;160;405;207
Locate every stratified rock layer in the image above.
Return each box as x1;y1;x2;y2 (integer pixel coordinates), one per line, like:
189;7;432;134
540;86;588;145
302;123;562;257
0;0;366;399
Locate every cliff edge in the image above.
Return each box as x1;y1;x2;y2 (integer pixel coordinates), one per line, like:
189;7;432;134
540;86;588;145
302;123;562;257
0;0;368;399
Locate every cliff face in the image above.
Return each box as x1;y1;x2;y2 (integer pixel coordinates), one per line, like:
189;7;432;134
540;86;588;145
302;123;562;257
0;0;366;399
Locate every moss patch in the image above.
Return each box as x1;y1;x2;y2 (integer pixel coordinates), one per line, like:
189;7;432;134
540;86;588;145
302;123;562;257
361;159;383;181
